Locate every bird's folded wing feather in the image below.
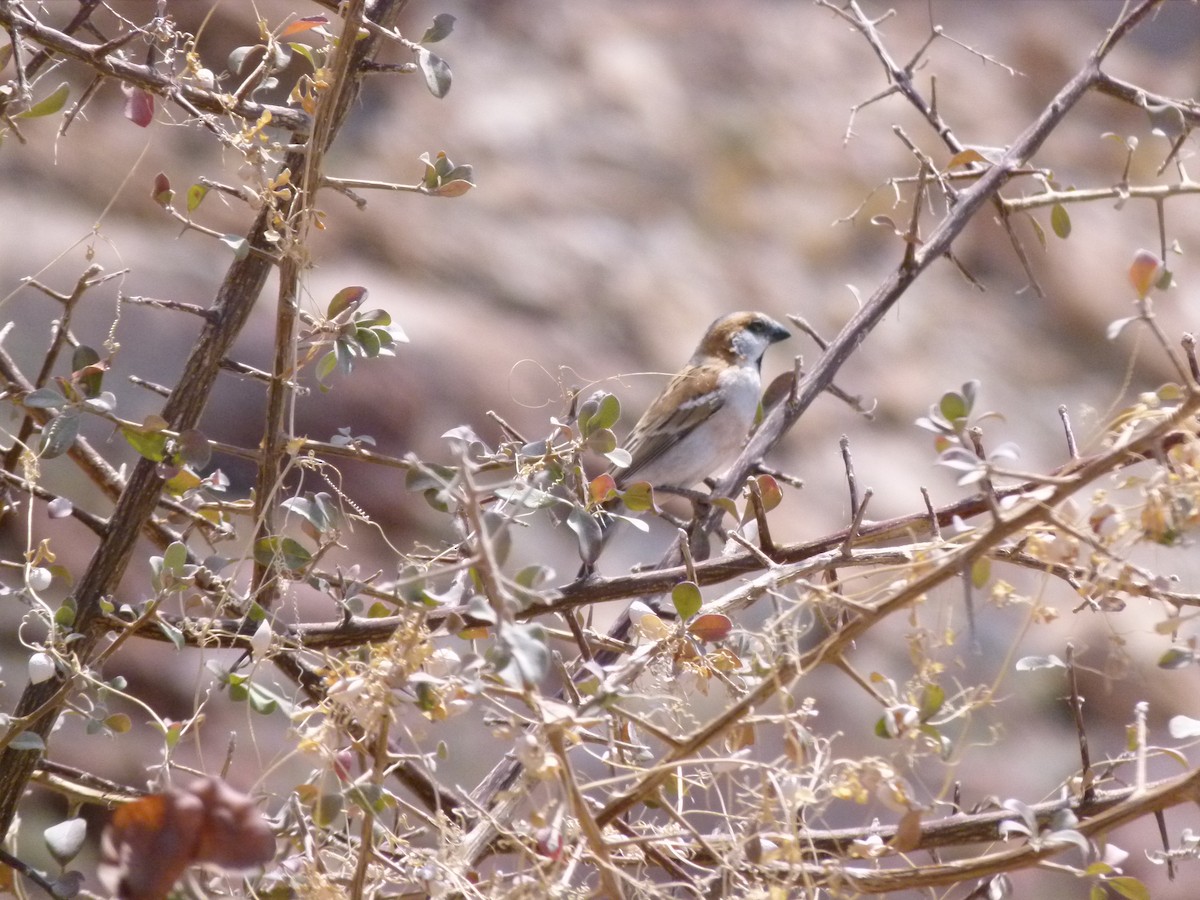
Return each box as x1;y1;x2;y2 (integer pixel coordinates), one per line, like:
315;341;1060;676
618;364;725;482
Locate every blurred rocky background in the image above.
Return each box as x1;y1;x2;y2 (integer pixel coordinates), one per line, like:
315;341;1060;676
2;1;1200;894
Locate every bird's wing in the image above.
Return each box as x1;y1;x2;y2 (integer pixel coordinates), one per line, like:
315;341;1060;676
617;363;725;484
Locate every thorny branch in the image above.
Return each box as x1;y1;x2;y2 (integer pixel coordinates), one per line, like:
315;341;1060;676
2;1;1199;897
458;0;1185;875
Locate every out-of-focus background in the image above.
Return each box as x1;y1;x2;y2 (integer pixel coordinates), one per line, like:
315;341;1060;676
3;1;1200;894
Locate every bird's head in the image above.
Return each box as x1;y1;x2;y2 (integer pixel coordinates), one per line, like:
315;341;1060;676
696;311;791;368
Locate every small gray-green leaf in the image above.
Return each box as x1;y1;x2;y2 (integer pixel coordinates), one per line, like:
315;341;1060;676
156;617;185;650
220;234;249;260
568;506;604;565
39;413;80;459
44;817;87;866
24;387;67;409
417;47;452;98
421;13;456;43
9;731;45;751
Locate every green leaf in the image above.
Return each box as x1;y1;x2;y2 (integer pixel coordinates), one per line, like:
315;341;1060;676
228;45;258;75
919;683;945;721
406;464;459;493
312;791;343;828
248;683;278;715
621;481;655;513
163;541;188;575
17;81;69;118
938;391;968;424
163;466;202;496
671;581;702;620
416;47;452;98
71;345;100;374
491;623;550;688
421;13;456;43
288;41;316;69
1028;212;1047;250
156;617;185;650
284;491;340;535
1157;646;1195;669
586;427;617;455
72;345;105;398
39;413;79;459
356;308;391;328
328;286;367;319
1050;203;1071;239
253;536;313;573
567;506;604;565
355;326;382;357
585;393;621;433
121;425;169;462
186;183;209;212
1105;876;1150;900
515;565;552;589
23;386;66;409
316;349;338;385
970;557;990;589
53;598;76;628
104;712;132;733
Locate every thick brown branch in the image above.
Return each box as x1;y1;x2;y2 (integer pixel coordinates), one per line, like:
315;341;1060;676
0;0;411;838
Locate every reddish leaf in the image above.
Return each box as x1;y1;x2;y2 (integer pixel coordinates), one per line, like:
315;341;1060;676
152;172;173;207
689;613;733;642
753;474;783;511
589;473;617;505
328;286;368;319
1128;249;1162;300
281;15;328;37
123;86;155;127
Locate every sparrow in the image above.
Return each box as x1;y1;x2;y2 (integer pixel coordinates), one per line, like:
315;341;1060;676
614;310;791;492
578;310;790;571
